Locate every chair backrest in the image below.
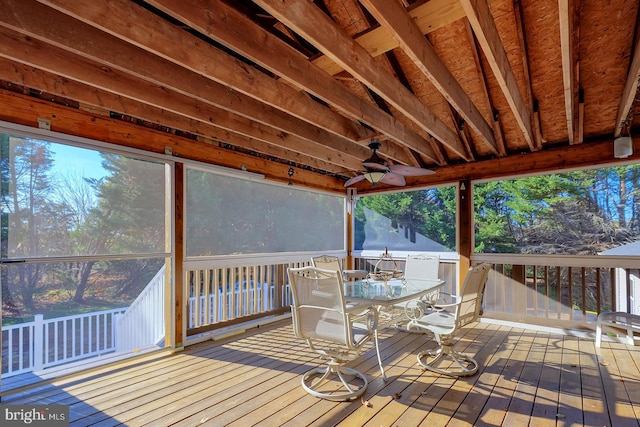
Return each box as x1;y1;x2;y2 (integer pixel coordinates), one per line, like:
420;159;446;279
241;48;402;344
455;263;492;328
310;255;342;275
288;266;351;347
403;254;440;282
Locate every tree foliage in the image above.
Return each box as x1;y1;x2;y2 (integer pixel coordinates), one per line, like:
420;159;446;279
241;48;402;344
1;137;166;317
475;170;639;254
356;166;640;255
354;187;457;251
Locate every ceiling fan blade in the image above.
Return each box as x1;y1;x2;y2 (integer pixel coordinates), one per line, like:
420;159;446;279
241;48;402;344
389;164;435;176
380;173;406;186
344;174;366;187
362;161;389;171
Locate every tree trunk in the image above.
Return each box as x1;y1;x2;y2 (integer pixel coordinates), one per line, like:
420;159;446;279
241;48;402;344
73;260;95;303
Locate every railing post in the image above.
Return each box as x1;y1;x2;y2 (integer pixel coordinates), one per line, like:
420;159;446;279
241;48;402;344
512;264;527;315
33;314;44;372
114;312;122;352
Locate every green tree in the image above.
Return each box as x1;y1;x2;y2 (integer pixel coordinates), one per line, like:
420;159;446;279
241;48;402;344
355;187;456;251
0;136;59;311
71;154;165;302
474;168;640;254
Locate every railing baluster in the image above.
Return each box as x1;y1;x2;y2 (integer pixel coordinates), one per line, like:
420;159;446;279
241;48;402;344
625;268;632;313
543;266;549;318
581;268;587;321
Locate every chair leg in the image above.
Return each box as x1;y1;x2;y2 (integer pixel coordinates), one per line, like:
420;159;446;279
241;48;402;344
374;328;387;381
301;360;368;401
417;343;479;377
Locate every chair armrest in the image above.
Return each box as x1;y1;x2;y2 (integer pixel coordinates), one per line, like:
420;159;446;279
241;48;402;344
430;292;461;310
346;304;375;317
348;305;378;332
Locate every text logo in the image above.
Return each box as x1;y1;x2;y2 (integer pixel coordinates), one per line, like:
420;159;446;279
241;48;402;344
1;405;69;426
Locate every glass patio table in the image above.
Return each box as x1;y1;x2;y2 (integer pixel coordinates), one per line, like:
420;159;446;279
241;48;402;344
344;277;445;307
344;277;445;380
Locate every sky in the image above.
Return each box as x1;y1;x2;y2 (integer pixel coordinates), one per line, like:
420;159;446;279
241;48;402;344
51;143;107;181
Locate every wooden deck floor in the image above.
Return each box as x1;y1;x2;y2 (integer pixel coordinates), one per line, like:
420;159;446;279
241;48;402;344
2;319;639;426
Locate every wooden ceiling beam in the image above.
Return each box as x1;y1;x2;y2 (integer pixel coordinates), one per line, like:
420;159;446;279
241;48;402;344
514;0;543;149
37;0;372;145
0;26;363;171
360;136;639;194
312;0;474;76
615;13;640;137
0;59;352;175
360;0;497;157
463;18;507;157
1;0;370;164
145;0;424;167
0;89;346;192
460;0;535;151
559;0;579;144
254;0;469;162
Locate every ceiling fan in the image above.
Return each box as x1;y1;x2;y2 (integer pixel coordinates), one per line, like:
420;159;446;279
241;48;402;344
344;140;434;187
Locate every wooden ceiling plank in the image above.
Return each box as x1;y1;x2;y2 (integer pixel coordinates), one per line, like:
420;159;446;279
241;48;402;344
0;58;351;175
312;0;469;76
460;0;535;151
146;0;428;166
614;20;640;137
514;0;543;149
254;0;469;161
360;0;498;156
0;26;362;171
0;89;346;191
1;0;367;165
559;0;577;144
37;0;372;145
463;18;507;157
449;105;476;159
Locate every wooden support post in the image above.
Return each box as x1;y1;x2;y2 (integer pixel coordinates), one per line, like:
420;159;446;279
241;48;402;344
457;179;472;292
346;188;356;270
174;163;184;349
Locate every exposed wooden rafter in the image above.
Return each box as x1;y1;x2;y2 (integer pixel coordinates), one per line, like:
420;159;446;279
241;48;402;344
312;0;473;76
463;18;507;157
35;0;374;166
615;14;640;137
254;0;469;161
460;0;535;151
359;0;496;157
559;0;579;144
145;0;424;167
0;0;366;172
513;0;543;149
0;0;633;193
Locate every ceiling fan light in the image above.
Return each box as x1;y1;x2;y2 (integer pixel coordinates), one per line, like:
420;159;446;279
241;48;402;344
364;171;386;186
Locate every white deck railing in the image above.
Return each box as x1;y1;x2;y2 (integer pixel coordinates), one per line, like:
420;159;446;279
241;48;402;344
473;254;640;327
115;266;166;352
185;260;307;330
354;253;639;329
2;308;126;377
7;254;635;377
2;267;166;378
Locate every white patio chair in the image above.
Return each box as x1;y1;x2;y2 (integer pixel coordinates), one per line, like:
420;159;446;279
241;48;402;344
311;255;368;281
287;266;379;401
401;254;441;321
411;262;492;377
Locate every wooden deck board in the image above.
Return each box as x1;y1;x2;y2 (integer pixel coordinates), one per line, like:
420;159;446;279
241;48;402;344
527;332;558;427
2;319;640;426
578;337;611;427
475;326;528;426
